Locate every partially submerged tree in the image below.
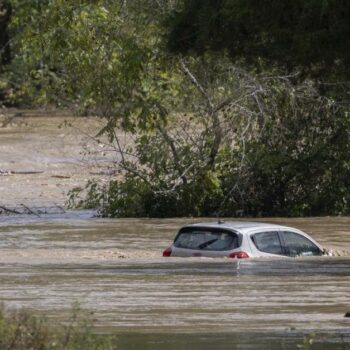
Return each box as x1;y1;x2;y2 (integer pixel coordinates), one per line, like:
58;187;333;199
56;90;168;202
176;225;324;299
4;0;350;217
69;64;350;217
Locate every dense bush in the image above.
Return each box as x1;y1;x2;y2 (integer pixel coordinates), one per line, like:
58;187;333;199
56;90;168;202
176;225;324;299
68;77;350;218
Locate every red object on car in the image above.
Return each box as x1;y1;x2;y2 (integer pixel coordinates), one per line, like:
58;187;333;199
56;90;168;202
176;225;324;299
163;247;172;257
228;251;249;259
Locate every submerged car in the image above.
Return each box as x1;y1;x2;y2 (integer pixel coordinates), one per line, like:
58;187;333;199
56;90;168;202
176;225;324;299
163;221;324;259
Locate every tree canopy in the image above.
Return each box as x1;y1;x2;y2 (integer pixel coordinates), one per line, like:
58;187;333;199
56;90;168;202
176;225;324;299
167;0;350;79
0;0;11;65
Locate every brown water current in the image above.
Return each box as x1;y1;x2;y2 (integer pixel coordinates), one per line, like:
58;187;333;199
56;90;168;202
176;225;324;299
0;214;350;349
1;113;350;349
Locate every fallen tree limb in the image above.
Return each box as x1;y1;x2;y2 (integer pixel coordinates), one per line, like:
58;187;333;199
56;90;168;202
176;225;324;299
51;175;70;179
0;206;22;214
11;171;44;175
0;170;44;176
0;205;66;215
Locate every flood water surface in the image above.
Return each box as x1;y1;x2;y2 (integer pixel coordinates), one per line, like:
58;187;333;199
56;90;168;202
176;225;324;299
0;215;350;349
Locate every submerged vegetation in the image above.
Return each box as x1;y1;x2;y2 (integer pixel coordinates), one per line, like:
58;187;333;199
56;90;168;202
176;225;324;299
0;305;337;350
1;0;350;217
0;306;117;350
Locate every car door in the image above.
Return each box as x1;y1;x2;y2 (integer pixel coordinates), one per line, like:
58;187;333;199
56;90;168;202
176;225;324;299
281;231;322;257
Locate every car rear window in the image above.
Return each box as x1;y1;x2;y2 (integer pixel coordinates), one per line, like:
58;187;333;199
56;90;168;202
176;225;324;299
174;227;241;251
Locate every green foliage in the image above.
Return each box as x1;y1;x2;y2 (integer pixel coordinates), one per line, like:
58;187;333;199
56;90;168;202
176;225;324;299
67;181;104;210
4;0;350;218
4;0;186;117
216;81;350;217
68;171;223;218
0;305;116;350
7;1;145;111
167;0;350;80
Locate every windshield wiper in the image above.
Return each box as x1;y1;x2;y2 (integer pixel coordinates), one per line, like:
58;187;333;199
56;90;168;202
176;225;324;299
198;238;218;249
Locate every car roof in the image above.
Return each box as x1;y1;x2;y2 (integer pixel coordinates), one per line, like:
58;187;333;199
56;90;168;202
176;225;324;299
182;221;299;234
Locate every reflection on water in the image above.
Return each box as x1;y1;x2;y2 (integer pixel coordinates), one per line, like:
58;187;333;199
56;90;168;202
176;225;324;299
0;214;350;349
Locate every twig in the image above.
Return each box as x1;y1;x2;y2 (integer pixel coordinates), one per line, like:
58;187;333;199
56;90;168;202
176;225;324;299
180;58;214;114
54;204;66;214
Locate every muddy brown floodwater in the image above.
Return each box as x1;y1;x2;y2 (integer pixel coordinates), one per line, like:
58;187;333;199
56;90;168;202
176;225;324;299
0;214;350;350
0;110;111;207
1;111;350;349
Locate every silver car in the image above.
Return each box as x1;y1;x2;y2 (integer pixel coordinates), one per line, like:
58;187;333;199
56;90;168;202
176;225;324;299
163;221;324;258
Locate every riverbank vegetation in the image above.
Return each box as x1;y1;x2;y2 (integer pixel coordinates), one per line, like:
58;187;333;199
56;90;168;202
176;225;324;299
1;1;350;217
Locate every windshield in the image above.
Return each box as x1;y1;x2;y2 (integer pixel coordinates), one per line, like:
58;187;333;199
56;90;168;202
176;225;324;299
174;227;241;251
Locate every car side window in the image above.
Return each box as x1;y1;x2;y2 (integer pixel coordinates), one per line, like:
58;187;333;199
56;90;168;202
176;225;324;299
252;231;284;255
282;231;321;257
